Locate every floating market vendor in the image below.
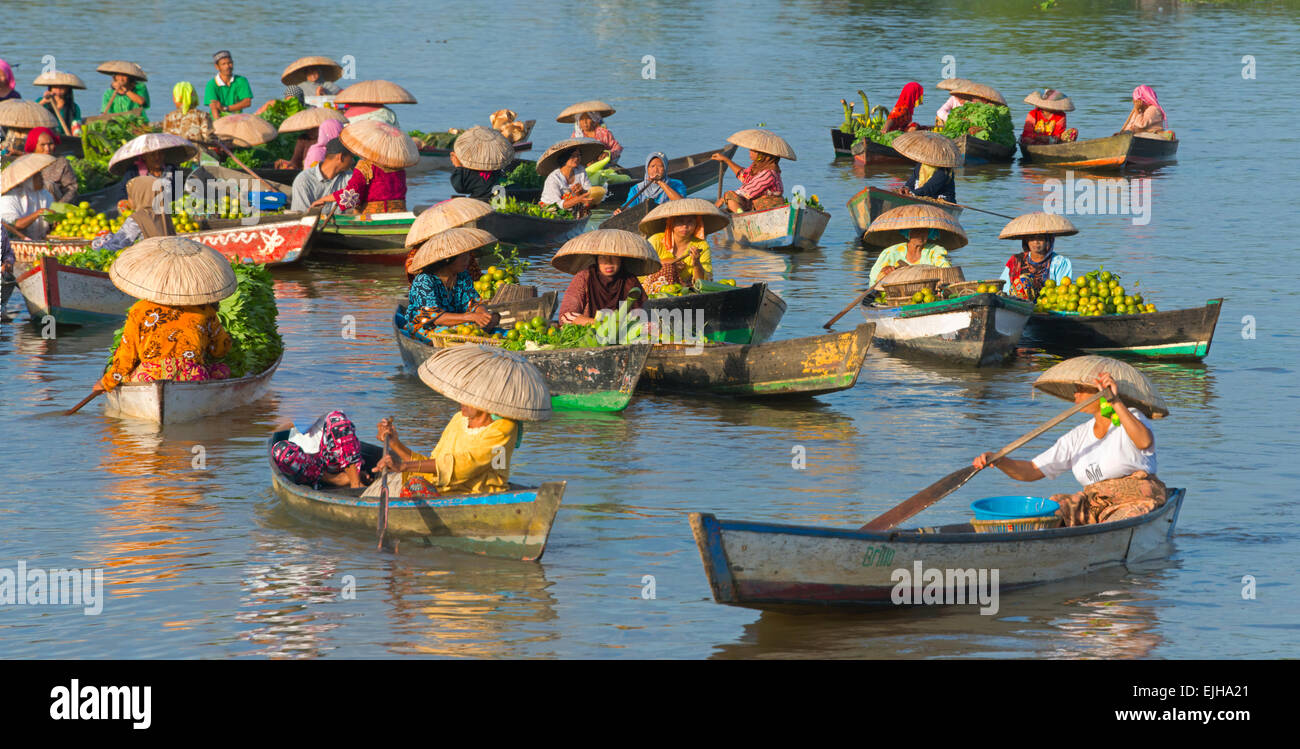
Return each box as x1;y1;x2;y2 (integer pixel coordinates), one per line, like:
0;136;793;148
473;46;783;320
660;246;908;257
537;137;607;215
280;56;345;99
107;132;201;181
271;411;370;489
403;227;501;334
1021;89;1078;145
933;78;972;127
973;356;1170;527
449;125;514;201
256;84;305;117
204;51;253;117
997;212;1076;301
96;60;150;118
614;152;684;213
861;204;966;287
89;176;177;252
1121;85;1170;136
893;131;960;203
335;80;415;130
713;128;794;213
34;71;85;137
291;138;356;213
329;120;417;215
558;100;620;162
25;127;78;203
554;229;658;325
162;82;216;144
94;236;236;395
402;197;493;281
278;106;346;172
882;81;925;133
637;198;728;293
0;153;56;241
0;59;20;102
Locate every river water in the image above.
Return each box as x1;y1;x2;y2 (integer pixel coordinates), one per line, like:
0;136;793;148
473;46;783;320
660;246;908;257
1;0;1297;658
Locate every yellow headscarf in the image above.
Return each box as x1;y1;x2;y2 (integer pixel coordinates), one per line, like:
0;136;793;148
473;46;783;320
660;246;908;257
172;81;197;114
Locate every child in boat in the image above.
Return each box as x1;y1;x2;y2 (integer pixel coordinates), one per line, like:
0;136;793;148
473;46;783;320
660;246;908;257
272;411;369;489
712;149;784;213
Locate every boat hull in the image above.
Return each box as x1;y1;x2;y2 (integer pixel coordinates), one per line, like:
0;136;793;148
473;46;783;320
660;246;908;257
851;138;907;165
1024;299;1222;360
181;215;318;266
314;213;414;258
847;186;963;241
645;282;786;344
104;356;281;424
472;211;588;247
953;133;1016;164
861;293;1033;366
503;145;737;205
15;256;135;325
716;204;831;250
1020;132;1178;170
830;127;855;156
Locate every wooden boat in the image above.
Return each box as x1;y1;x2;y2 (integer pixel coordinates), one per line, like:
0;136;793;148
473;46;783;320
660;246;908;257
830;127;856;157
640;324;874;398
1019;132;1179;170
312;212;414;260
860;293;1035;366
851;137;908;166
597;200;653;233
14;255;135;325
485;291;559;328
253;167;300;185
392;308;650;412
55;135;84;160
1023;299;1222;360
471;210;588;247
646;282;786;344
504;145;738;205
847;186;962;242
104;356;281;424
414;120;536;171
952;133;1015;165
267;430;563;561
690;489;1187;611
715;203;831;250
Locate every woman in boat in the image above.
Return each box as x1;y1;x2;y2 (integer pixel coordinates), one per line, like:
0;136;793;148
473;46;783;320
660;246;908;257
271;411;370;489
614;151;684;213
554;229;659;325
637;198;728;293
1021;90;1078;145
0;153;56;241
712;149;784;213
974;356;1170;527
1121;85;1168;135
892;131;959;203
997;212;1076;302
537;138;606;215
861;204;966;287
448;126;514;201
99;62;150;118
90;176;176;252
37;79;83;137
25;127;78;204
303;118;344;169
403;227;500;335
330;121;414;215
162;82;216;144
883;82;925;133
575;112;622;165
402;197;493;281
93;236;236;397
0;59;20;102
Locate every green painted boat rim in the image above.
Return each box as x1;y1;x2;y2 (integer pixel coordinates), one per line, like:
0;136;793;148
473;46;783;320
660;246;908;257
551;391;632;412
870;293;1034;318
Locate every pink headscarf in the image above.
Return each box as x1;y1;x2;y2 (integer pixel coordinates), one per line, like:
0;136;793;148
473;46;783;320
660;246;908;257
304;119;344;168
1132;85;1167;125
0;59;14;96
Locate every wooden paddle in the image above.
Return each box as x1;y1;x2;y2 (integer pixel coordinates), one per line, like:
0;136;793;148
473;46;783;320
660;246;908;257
211;140;275;192
716;162;725;202
376;426;394;552
823;280;883;329
65;389;103;415
859;392;1101;531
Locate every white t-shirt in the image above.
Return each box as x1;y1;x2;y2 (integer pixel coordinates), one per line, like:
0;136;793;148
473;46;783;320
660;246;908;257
0;186;54;241
540;168;590;207
1033;408;1156;487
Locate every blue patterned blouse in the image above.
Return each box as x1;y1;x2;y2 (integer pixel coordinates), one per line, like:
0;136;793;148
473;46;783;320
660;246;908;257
407;271;479;326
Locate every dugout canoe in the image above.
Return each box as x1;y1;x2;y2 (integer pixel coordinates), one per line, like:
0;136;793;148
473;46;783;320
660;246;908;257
1023;299;1222;360
860;293;1034;366
503;145;738;205
715;203;831;251
471;210;588;247
847;185;963;242
830;127;856;157
393;307;650;412
413;120;536;172
690;488;1187;611
267;430;563;561
312;212;414;259
639;323;874;398
15;255;135;325
1019;132;1179;170
851;137;908;166
952;133;1015;165
646;282;787;344
597;199;653;232
104;355;281;424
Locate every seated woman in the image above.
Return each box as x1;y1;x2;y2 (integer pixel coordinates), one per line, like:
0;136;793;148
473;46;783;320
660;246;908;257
101;68;150;119
1121;85;1170;136
39;82;82;137
553;229;659;325
997;212;1076;301
974;364;1169;527
901;160;955;203
90;176;175;252
1021;89;1078;145
538;143;604;216
25;128;78;204
448;126;514;201
638;199;728;293
0;58;19;102
615;152;684;213
883;81;925;133
712;149;784;213
868;228;951;286
861;204;966;287
162;82;216;144
404;227;500;335
272;411;368;489
575;111;622;164
1;153;56;241
331;122;409;215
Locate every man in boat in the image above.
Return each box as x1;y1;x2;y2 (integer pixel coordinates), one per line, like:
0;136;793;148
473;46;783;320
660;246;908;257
291;138;356;213
204;51;253;117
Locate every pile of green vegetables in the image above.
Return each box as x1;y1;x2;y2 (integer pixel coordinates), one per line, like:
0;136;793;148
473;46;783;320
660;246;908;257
501;319;602;351
50;246;122;272
409;129;458;150
218;102;304;170
72;114;158;192
258;98;304;129
500;160;541;188
490;195;575;220
940;102;1015;147
840;90;899;147
216;263;283;377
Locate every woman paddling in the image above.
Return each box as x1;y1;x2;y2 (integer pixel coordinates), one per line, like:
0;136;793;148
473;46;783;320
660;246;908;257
615;151;684;213
34;71;85;137
892;131;960;203
554;229;659;325
974;356;1170;527
448;126;513;201
96;60;150;118
637;198;729;293
1021;89;1078;145
403;227;501;336
861;204;966;287
713;128;795;214
997;212;1076;302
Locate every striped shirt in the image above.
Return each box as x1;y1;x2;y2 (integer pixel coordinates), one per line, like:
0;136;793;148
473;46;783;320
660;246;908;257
736;167;783;200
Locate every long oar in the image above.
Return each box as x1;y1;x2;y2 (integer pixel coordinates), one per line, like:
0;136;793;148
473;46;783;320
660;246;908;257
860;392;1101;531
716;162;725;202
65;389;103;415
376;426;394;552
212;140;275;193
947;201;1015;220
823;280;882;329
887;188;1016;221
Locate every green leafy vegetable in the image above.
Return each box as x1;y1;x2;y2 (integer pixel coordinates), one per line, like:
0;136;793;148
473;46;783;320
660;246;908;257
216;262;283;378
490;195;575;220
940;102;1015;147
500;160;541;188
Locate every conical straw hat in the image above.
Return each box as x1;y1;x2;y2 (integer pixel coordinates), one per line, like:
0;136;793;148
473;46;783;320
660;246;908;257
536;137;606;177
999;212;1079;240
280;56;344;86
726;128;797;160
407;227;497;274
936;78;972;92
0;99;58;129
951;81;1007;106
551;229;661;276
108;132;200;176
214;113;278;147
638;198;731;237
891;131;963;167
1033;355;1169;419
556;100;615;123
96;60;148;81
32;71;87;90
1024;90;1075;113
335;80;417;105
406;198;495;248
418;344;552;422
109;236;238;306
340;120;419;169
278;106;348;134
452;125;514;171
862;204;968;250
1;153;57;194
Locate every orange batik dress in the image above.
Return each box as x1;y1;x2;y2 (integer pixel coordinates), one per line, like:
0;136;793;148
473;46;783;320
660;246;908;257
100;300;234;390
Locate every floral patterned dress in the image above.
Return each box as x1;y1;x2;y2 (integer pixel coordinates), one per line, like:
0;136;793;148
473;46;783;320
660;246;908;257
100;300;233;390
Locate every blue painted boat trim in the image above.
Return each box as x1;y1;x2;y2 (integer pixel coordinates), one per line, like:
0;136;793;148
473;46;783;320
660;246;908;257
695;514;738;603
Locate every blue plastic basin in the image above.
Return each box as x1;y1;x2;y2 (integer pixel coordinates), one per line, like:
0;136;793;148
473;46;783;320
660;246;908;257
250;191;288;211
970;496;1060;520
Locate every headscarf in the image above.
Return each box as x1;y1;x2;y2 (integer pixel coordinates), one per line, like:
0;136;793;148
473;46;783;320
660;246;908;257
662;216;705;255
24;126;59;154
1132;85;1167;125
1006;236;1056;301
126;176;174;239
304;118;344;168
583;261;645;314
283;85;304;105
0;59;13;97
173;81;198;114
632;152;668;203
572;111;603;137
889;82;924;126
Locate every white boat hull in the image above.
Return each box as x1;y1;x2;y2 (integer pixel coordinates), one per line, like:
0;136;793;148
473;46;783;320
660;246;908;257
104;356;281;424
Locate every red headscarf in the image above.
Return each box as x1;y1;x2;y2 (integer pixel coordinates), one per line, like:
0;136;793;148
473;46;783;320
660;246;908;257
24;126;59;153
889;82;924;127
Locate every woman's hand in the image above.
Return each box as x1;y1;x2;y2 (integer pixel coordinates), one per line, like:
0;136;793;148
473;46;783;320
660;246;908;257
374;454;404;473
560;311;592;325
879;265;896;279
973;452;999;470
450;153;462;168
466;309;495;328
377;417;397;444
1095;372;1121;403
91;381;105;394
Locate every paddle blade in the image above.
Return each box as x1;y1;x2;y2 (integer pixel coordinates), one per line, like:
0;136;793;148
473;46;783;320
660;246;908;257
860;466;980;531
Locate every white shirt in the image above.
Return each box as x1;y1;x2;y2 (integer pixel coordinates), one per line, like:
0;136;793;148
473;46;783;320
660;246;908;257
0;185;54;241
540;168;590;207
1033;408;1156;487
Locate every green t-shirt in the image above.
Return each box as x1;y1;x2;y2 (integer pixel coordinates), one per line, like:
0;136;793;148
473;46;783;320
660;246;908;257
204;75;253;111
101;81;149;118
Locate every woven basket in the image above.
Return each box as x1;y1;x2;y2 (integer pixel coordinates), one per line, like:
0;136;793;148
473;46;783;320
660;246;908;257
944;279;1005;297
971;515;1062;534
428;331;505;349
487;283;537;304
882;278;938;304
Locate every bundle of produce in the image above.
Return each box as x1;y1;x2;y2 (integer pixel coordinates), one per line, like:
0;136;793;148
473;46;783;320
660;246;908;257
73;114;158;192
474;245;529;300
489;194;576;220
409;129;459;150
584;154;632;186
47;246;124;272
1034;266;1158;315
48;201;130;239
647;278;737;300
500;160;542;188
259;98;305;129
221;133;297;170
839;90;898;147
67;157;117;193
501;317;598;351
215;263;284;377
939;101;1015;147
170;195;251;220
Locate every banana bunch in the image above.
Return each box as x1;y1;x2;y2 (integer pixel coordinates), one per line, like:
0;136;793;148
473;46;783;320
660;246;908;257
840;90;889;134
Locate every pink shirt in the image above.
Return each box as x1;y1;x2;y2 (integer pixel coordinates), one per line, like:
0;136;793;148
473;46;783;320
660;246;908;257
736;167;782;200
935;95;963;124
587;126;622;162
334;161;407;210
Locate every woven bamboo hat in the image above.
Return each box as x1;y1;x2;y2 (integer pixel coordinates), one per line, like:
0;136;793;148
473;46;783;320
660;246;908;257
108;133;200;176
1033;355;1169;419
280;56;344;86
407;227;497;274
1024;89;1075;113
407;198;495;248
536;137;606;177
638;198;731;237
1;154;57;194
96;60;148;81
863;204;968;250
936;78;972;92
950;81;1007;106
726;128;797;160
452;125;514;171
999;212;1079;240
335;80;417;105
0;99;58;130
556;100;615;123
892;131;963;168
32;71;87;90
109;236;237;306
214;113;278;147
418;344;552;422
551;229;661;276
340;120;419;169
278;106;348;134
